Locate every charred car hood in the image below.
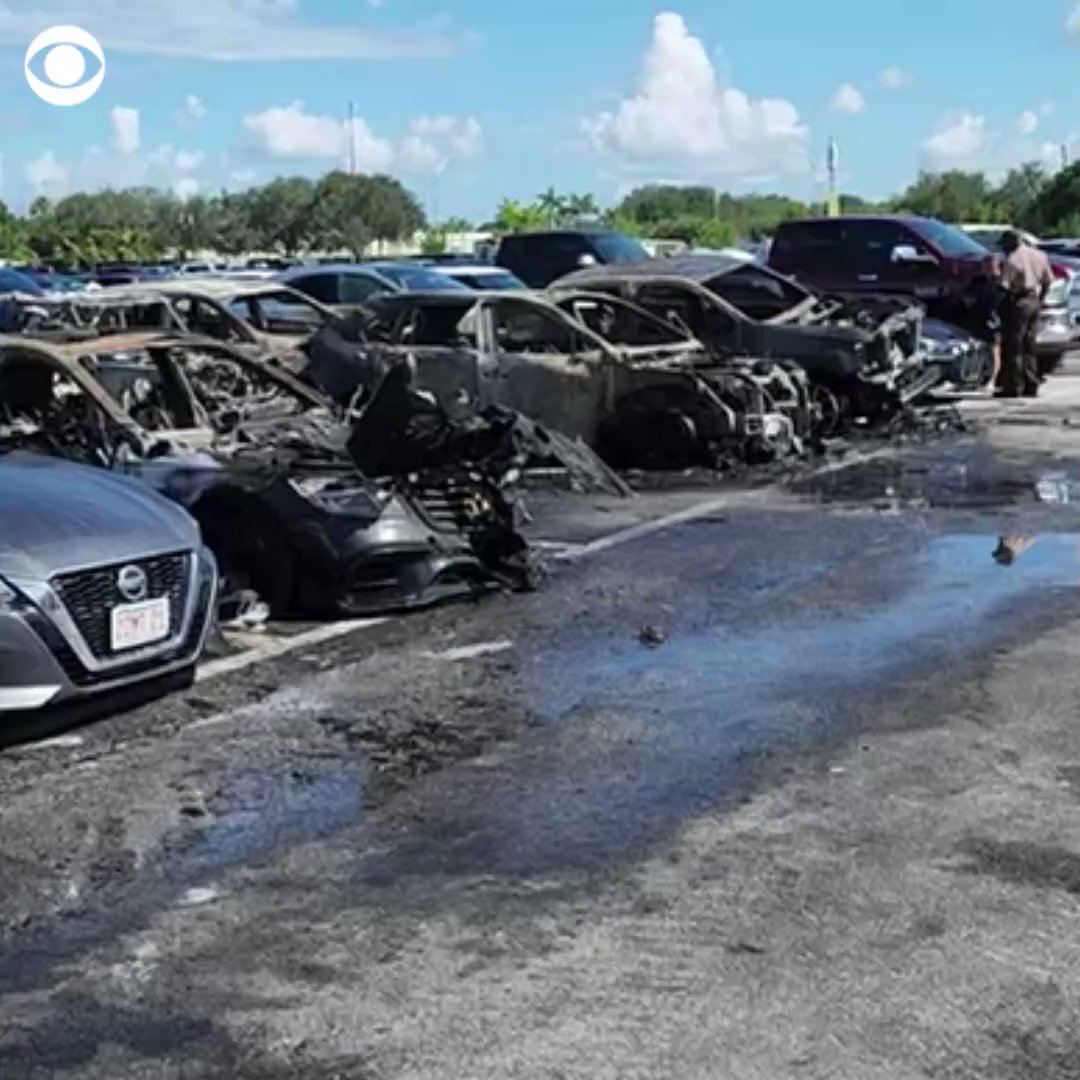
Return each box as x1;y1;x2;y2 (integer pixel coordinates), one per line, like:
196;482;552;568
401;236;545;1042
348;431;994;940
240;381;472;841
0;450;199;580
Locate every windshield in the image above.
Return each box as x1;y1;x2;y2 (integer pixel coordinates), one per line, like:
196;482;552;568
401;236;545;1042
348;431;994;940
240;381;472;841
909;219;989;258
373;265;470;292
705;264;810;320
450;271;524;290
591;234;650;264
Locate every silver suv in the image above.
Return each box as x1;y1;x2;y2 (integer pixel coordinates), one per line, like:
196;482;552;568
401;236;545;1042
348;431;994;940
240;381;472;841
0;452;217;714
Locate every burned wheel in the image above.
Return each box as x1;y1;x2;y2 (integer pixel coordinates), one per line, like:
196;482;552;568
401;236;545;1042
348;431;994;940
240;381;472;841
194;496;296;615
597;387;707;470
810;382;844;438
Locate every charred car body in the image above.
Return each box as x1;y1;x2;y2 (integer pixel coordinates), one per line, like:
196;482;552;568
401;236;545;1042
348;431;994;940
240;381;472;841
304;289;813;469
15;279;336;372
0;329;537;616
555;256;945;434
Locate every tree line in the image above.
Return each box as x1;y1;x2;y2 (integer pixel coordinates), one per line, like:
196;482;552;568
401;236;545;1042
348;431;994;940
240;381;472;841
0;171;426;268
490;163;1080;246
6;160;1080;269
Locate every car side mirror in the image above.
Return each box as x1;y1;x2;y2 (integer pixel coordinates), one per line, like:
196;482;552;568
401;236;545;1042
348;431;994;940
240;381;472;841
891;244;935;265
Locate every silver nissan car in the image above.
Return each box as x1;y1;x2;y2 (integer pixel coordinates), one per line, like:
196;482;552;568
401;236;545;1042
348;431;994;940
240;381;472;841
0;452;217;714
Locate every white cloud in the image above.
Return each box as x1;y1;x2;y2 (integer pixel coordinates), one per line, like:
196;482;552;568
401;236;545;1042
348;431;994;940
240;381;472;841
243;101;480;173
879;66;913;90
1067;3;1080;37
175;149;205;171
1016;110;1039;136
1040;100;1056;117
244;101;354;158
0;0;457;59
229;168;257;187
830;83;865;114
24;151;67;192
174;177;200;201
922;112;987;169
149;145;205;172
1041;141;1066;169
579;12;810;178
175;94;207;127
110;106;140;156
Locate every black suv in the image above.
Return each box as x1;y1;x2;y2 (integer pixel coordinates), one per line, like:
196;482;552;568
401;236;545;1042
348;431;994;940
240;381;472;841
495;230;650;288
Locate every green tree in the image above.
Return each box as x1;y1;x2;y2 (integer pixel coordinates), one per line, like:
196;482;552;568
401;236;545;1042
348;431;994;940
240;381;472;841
420;229;448;255
536;186;565;227
890;170;999;223
491;198;545;233
564;192;600;222
247;176;319;256
993;163;1048;228
312;172;425;259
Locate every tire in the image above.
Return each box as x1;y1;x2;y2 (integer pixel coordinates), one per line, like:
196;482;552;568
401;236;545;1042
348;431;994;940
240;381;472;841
193;495;296;615
597;387;708;470
1037;348;1067;376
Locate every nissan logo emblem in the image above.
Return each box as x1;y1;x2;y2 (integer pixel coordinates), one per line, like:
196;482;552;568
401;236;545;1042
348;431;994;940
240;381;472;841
117;564;148;602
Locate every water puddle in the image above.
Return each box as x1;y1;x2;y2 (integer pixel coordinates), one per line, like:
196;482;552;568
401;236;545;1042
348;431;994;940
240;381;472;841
358;531;1080;879
793;445;1043;510
167;764;364;882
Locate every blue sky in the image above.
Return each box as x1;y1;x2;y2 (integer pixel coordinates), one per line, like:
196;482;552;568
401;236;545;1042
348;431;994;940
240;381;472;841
3;0;1080;220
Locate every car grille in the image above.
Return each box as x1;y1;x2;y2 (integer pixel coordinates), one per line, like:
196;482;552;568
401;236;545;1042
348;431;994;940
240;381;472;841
413;484;488;534
52;552;190;661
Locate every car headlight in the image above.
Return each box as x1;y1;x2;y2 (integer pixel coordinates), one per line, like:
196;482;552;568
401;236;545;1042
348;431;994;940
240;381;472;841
287;477;386;519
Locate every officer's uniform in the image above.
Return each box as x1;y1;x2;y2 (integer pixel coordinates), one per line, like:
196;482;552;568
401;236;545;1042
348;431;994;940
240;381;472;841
999;243;1052;397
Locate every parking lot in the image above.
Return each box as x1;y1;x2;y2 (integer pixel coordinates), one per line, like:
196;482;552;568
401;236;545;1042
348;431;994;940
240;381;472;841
7;357;1080;1078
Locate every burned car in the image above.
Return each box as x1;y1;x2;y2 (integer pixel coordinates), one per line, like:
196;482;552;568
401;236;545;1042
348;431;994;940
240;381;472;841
304;289;813;469
554;256;945;434
0;331;537;616
16;279;336;372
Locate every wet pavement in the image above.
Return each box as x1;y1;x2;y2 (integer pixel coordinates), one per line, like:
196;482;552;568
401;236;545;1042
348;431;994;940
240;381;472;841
9;406;1080;1076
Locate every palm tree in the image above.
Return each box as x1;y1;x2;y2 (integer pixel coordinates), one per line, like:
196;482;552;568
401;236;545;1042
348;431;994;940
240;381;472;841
565;193;600;221
536;186;565;227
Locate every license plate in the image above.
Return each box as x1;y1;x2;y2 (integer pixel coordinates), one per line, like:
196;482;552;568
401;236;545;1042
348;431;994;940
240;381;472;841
110;597;170;651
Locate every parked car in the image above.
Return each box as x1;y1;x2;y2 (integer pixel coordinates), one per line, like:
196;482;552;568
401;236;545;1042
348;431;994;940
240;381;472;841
282;262;468;308
0;452;217;714
555;255;949;431
429;265;526;291
495;230;650;288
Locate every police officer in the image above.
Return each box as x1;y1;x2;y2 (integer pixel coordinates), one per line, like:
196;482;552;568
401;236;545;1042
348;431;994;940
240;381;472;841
998;230;1052;398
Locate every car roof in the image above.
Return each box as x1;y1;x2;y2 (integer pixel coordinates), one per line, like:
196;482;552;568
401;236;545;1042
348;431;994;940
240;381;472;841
436;265;515;275
556;253;749;286
777;214;937;227
79;277;311;302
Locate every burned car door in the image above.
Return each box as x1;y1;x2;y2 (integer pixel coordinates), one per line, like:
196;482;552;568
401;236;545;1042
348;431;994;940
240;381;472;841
488;297;610;442
392;299;499;416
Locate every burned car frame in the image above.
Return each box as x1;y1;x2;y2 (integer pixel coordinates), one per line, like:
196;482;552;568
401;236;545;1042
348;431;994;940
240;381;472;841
305;288;813;469
18;279;336;372
0;331;533;616
554;256;945;434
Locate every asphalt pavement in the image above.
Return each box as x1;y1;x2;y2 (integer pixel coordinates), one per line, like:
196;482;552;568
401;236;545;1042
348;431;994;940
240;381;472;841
8;365;1080;1078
